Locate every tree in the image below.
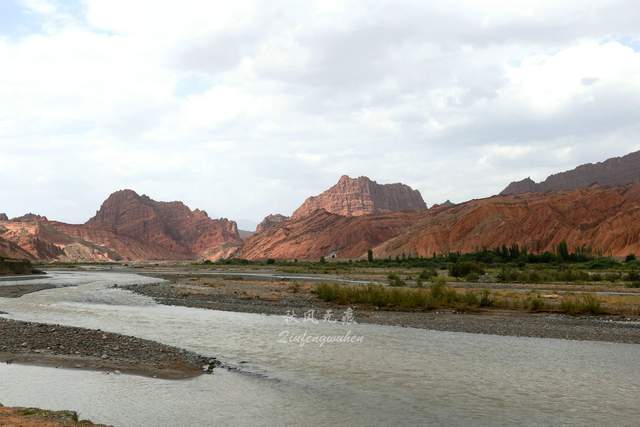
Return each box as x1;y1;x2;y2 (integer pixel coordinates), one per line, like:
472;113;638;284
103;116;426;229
626;254;637;263
557;240;570;261
367;248;374;263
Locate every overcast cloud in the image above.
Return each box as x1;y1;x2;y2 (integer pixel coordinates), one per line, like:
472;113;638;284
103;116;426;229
1;0;639;229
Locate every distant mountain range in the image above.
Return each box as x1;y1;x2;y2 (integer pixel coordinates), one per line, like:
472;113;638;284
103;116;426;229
2;150;640;261
501;150;640;195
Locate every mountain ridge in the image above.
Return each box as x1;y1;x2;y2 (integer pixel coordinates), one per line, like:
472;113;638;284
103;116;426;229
501;150;640;195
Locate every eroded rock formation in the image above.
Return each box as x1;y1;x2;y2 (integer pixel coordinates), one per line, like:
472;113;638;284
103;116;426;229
292;175;427;219
0;190;242;261
85;189;242;260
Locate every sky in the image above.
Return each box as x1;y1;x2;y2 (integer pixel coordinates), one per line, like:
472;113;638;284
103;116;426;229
1;0;639;230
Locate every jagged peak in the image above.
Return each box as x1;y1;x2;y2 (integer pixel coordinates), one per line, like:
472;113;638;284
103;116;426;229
11;213;48;222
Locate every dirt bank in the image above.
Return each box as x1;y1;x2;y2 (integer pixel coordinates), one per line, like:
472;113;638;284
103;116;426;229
125;276;640;344
0;318;219;379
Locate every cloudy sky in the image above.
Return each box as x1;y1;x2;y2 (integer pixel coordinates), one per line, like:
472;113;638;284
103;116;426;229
1;0;639;229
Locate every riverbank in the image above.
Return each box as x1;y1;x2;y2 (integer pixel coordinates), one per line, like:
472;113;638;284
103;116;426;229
0;404;106;426
125;276;640;344
0;258;36;276
0;283;55;298
0;318;219;379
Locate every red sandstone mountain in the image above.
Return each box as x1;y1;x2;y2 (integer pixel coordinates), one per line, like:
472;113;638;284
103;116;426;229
0;190;242;261
501;150;640;195
256;214;290;233
241;209;420;260
86;190;242;260
242;185;640;260
374;185;640;259
292;175;427;219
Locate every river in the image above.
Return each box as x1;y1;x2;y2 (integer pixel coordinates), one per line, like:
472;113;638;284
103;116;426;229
1;271;639;426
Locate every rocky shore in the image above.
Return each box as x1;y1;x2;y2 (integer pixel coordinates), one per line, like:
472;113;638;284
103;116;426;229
0;318;219;379
126;279;640;344
0;404;106;426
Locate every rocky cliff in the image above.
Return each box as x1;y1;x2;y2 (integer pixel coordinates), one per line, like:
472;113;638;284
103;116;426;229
86;190;242;260
292;175;427;219
501;150;640;195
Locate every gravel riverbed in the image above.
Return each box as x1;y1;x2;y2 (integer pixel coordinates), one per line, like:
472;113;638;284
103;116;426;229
126;280;640;344
0;318;219;379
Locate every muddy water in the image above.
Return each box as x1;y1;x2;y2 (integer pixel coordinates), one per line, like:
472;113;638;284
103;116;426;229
1;271;639;426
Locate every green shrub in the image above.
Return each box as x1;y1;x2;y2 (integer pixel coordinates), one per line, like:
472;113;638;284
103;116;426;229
581;294;603;314
462;292;479;306
527;296;546;312
586;259;621;269
387;273;407;287
626;254;636;263
430;276;447;300
625;270;640;281
449;262;485;278
418;268;438;281
465;272;480;282
479;289;494;307
560;298;577;314
626;281;640;288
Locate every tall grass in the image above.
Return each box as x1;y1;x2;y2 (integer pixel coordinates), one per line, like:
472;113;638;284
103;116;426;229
314;281;607;315
316;278;484;310
559;294;603;315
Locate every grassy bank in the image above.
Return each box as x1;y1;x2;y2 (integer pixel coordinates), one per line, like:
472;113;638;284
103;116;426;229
314;280;609;315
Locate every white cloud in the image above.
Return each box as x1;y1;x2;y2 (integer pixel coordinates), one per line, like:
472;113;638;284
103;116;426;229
0;0;639;225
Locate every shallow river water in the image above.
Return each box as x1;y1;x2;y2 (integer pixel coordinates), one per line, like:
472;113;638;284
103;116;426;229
1;271;639;426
